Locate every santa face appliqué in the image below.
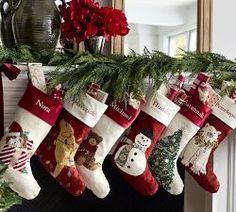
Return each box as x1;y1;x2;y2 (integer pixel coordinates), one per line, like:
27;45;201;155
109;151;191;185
115;129;153;176
0;122;33;173
6;133;28;148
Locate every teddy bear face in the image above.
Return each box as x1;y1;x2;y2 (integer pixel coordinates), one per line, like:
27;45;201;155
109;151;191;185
135;132;151;149
88;137;98;146
87;132;103;146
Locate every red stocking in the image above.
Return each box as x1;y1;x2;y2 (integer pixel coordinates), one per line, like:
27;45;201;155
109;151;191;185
180;96;236;192
112;89;180;195
37;94;107;195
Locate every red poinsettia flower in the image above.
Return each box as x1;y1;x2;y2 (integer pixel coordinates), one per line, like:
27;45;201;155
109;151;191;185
61;0;129;44
100;7;129;39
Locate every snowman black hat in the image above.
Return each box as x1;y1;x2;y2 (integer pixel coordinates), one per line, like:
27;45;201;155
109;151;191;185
141;128;153;140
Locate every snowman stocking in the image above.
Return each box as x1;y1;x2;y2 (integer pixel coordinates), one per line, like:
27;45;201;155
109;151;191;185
75;96;142;198
149;78;215;195
0;82;63;199
112;90;180;196
37;94;107;196
180;95;236;193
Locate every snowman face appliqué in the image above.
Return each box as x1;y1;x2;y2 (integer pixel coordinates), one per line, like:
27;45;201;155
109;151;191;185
135;133;152;150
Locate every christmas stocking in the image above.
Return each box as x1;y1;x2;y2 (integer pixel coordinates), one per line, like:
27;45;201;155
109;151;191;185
112;89;180;196
75;96;142;198
37;93;108;196
149;77;214;195
180;95;236;192
0;82;63;199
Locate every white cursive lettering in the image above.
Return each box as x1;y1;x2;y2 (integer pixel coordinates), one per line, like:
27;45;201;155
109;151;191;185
36;99;50;113
110;102;132;120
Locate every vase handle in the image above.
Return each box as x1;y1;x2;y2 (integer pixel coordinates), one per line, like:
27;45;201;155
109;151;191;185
0;0;20;18
0;0;11;18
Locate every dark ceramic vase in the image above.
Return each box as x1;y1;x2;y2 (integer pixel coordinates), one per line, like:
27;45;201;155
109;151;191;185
0;0;18;48
13;0;61;50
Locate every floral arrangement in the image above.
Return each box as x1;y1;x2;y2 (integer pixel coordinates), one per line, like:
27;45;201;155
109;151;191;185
60;0;129;44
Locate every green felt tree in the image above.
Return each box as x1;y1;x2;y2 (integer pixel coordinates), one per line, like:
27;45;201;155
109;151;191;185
149;130;183;191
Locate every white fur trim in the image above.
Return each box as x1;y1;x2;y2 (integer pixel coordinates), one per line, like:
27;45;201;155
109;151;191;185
28;63;47;93
141;92;180;126
212;96;236;129
64;95;108;128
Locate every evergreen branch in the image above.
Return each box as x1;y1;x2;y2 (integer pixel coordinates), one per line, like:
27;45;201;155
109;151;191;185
1;46;236;101
0;164;22;211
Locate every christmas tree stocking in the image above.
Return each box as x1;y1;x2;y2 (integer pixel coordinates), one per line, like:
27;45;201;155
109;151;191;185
149;80;214;195
0;82;63;199
75;96;142;198
37;93;108;196
180;95;236;192
112;90;180;196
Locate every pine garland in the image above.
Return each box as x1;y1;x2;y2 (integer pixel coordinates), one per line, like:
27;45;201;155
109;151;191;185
0;45;236;101
0;46;236;208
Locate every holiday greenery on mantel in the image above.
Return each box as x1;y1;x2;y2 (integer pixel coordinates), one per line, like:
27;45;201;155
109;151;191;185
0;45;236;210
1;46;236;102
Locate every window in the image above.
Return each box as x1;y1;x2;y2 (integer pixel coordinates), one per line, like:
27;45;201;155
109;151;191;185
168;29;197;57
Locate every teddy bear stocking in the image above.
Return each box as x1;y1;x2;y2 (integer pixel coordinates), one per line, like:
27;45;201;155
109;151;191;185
37;91;108;196
180;93;236;193
149;73;217;195
0;81;63;199
74;96;142;198
112;82;183;196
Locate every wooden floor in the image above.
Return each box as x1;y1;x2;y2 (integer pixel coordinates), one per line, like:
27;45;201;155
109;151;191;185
9;156;184;212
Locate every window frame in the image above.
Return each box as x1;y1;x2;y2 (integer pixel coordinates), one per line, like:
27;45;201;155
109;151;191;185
168;28;197;57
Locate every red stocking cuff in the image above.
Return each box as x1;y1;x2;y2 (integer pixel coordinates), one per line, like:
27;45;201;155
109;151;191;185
180;93;212;127
18;82;63;126
105;96;141;128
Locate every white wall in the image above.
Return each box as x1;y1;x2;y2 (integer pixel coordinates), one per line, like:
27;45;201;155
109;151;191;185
212;1;236;212
125;3;197;54
126;4;186;26
212;0;236;60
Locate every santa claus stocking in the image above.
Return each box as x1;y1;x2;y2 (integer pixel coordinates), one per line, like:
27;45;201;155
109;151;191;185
180;95;236;192
37;93;108;196
0;82;63;199
149;75;215;195
75;96;142;198
112;89;180;196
